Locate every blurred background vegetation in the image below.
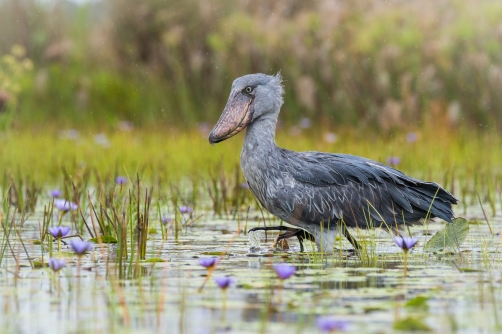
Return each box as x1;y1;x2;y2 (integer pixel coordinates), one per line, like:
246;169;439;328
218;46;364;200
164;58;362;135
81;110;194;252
1;0;502;133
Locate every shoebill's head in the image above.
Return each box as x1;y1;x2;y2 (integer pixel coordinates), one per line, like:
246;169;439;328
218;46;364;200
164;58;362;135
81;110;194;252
208;73;284;144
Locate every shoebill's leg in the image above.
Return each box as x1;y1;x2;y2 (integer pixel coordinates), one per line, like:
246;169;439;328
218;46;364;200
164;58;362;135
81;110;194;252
340;226;361;250
248;226;316;252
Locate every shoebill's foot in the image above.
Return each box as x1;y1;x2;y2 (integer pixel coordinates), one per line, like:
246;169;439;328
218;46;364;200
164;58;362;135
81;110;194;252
248;226;315;252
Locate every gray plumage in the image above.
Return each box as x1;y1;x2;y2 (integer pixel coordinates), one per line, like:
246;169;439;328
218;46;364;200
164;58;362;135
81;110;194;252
209;73;457;252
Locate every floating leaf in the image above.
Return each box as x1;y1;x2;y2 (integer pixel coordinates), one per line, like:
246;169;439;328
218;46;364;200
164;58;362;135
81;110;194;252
424;217;469;252
201;251;225;256
32;261;46;269
405;295;429;311
145;258;166;263
59;251;76;257
459;267;483;273
363;305;390;313
89;236;118;243
393;317;432;331
467;220;483;225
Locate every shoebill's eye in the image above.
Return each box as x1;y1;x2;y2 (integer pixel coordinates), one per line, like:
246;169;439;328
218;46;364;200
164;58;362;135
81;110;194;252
244;86;253;93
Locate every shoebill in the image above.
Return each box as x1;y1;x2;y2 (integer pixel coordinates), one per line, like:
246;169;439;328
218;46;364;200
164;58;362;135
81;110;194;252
208;73;457;252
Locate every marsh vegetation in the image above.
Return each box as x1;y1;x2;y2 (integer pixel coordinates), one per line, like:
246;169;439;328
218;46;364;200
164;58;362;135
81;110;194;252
0;128;500;333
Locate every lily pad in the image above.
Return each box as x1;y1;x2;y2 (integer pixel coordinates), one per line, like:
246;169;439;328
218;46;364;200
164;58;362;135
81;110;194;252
405;295;429;311
89;236;118;243
201;251;225;256
145;257;166;263
424;217;469;253
32;261;47;269
459;267;483;273
393;317;432;331
58;251;77;257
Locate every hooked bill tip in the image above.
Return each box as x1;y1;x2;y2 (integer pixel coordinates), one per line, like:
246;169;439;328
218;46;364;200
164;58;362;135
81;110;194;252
208;132;218;145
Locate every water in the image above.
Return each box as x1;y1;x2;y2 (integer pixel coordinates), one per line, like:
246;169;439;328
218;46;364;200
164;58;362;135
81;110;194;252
0;201;501;333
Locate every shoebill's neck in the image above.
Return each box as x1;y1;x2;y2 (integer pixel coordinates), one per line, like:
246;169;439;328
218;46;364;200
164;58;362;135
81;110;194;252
243;116;278;154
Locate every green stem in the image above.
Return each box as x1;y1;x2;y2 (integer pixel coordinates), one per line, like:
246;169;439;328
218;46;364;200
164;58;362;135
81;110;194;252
403;251;408;278
278;281;283;306
222;289;227;322
77;256;81;288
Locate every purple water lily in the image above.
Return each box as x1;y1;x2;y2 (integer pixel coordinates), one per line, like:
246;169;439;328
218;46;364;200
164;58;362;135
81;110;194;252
407;132;418;143
273;263;296;280
70;240;94;255
198;257;219;268
115;176;127;185
323;132;338;144
179;205;193;214
48;258;66;272
50;189;62;198
94;133;110;147
316;317;349;332
161;216;172;225
118;120;134;132
213;276;235;289
49;226;71;238
60;129;79;140
299;117;312;129
386;156;401;166
394;236;418;252
54;199;78;212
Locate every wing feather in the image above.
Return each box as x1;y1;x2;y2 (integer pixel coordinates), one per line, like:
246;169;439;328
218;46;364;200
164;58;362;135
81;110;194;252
266;149;457;228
